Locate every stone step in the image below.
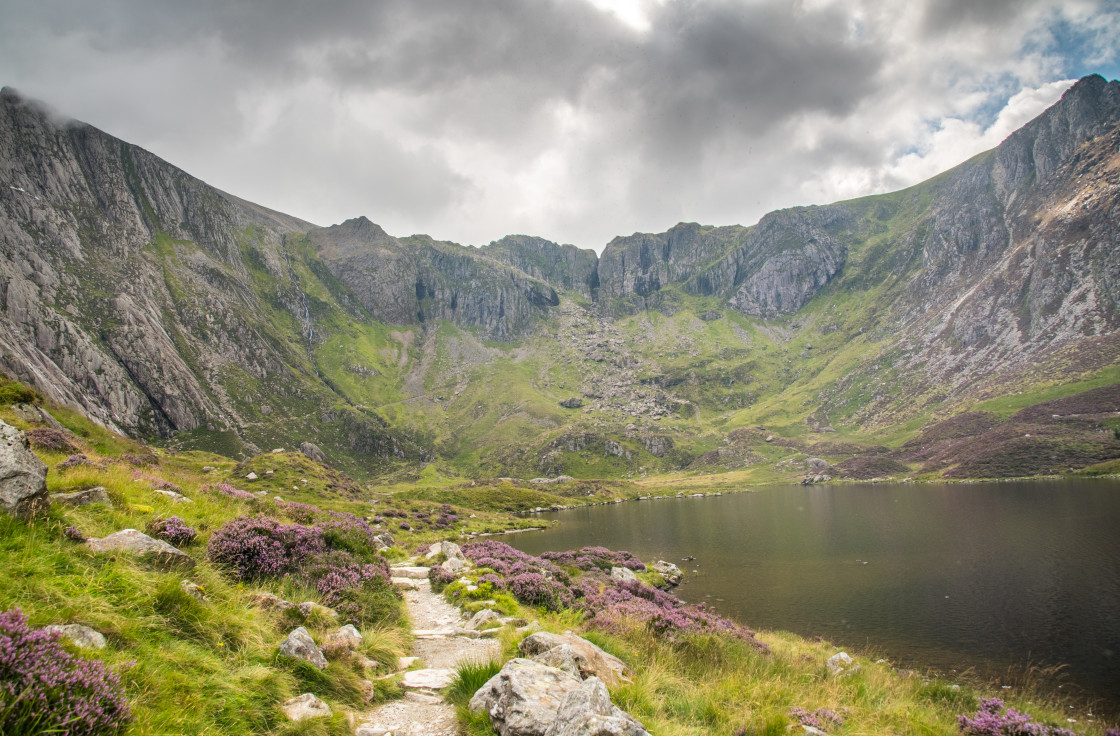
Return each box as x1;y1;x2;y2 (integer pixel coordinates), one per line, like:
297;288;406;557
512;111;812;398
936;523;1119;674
401;668;454;690
390;566;431;579
391;577;424;589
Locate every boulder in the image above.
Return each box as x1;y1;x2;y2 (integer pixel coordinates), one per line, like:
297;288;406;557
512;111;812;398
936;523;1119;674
249;592;293;611
152;489;192;503
806;457;829;471
51;486;112;507
518;632;631;686
85;529;194;569
281;693;332;721
826;651;860;677
465;608;503;631
544;677;650;736
559;398;584;409
470;658;583;736
441;557;468;573
651;561;682;586
0;420;50;518
298;441;326;463
278;627;328;669
43;624;106;650
609;567;637;583
324;623;363;651
373;533;395;550
391;566;430;579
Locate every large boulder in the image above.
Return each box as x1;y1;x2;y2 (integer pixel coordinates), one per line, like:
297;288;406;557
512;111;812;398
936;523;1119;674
0;420;49;518
470;658;583;736
465;608;503;631
324;624;363;651
609;567;637;583
85;529;194;569
545;677;650;736
278;627;328;669
519;632;631;687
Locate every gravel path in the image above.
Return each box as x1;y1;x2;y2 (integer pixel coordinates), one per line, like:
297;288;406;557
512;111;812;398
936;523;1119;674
355;568;499;736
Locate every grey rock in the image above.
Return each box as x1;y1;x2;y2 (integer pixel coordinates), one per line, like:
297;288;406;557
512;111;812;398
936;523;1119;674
470;658;583;736
281;693;331;721
518;632;631;687
152;489;192;503
278;627;327;670
465;608;503;631
441;557;468;573
51;486;111;507
805;457;829;471
531;643;582;680
181;580;207;601
826;651;860;677
544;677;650;736
298;441;326;463
402;668;455;689
609;567;637;583
373;533;395;550
44;624;106;650
86;529;194;569
324;623;362;651
249;592;293;611
0;420;49;518
559;398;584;409
651;560;682;586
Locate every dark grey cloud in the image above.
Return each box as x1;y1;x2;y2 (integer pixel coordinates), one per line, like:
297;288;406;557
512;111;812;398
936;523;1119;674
0;0;1114;249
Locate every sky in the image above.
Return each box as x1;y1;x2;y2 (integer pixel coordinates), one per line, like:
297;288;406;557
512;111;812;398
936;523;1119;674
1;0;1118;252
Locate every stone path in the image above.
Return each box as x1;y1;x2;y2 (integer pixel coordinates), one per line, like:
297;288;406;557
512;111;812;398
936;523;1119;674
355;565;499;736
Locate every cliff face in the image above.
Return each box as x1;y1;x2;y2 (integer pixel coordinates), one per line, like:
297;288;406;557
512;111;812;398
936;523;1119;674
1;76;1118;474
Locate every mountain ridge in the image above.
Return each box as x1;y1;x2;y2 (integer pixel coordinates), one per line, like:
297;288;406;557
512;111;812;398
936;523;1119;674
1;76;1118;480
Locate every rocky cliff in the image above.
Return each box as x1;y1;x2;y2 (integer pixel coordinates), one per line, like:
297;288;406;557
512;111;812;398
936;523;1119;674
1;76;1117;478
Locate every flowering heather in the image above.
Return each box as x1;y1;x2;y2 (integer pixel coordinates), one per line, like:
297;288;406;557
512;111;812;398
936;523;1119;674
131;470;182;493
461;540;566;579
428;565;458;591
121;453;158;467
318;512;383;561
506;573;575;612
145;516;196;546
541;545;646;572
207;515;326;579
958;698;1076;736
201;482;256;501
58;454;92;470
282;501;321;524
791;707;844;731
310;551;392;621
64;525;86;542
399;522;411;531
25;428;78;452
0;608;131;736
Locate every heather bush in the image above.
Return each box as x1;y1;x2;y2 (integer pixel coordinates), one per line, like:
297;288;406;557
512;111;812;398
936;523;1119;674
790;707;844;731
64;525;86;543
505;573;574;612
281;501;321;524
541;545;646;572
207;515;326;579
131;471;182;493
0;607;131;736
428;565;458;592
145;516;196;546
318;512;384;562
200;482;256;501
25;428;78;453
308;551;396;625
58;454;92;470
957;698;1075;736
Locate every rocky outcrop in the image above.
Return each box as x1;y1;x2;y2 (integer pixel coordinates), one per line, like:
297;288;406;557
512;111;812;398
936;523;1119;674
310;218;560;341
481;235;600;298
281;693;332;721
0;419;49;518
50;486;111;507
518;632;631;687
298;441;326;463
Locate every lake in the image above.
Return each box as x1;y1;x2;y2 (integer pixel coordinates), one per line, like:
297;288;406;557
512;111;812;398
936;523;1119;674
506;479;1120;714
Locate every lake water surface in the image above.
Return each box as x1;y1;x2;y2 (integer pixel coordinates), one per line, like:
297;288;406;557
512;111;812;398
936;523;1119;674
506;479;1120;713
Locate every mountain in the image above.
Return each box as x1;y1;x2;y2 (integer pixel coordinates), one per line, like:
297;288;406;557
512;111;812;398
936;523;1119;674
1;76;1118;480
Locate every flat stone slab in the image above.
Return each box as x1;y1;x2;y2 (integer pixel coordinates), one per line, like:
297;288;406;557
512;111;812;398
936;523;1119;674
51;487;111;507
402;668;455;690
391;566;431;579
392;577;424;589
86;529;194;569
413;628;457;639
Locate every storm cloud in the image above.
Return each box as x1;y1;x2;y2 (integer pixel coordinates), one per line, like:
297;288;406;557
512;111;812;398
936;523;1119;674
1;0;1117;249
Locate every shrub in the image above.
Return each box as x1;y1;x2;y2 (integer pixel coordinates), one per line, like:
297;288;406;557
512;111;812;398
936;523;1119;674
281;501;321;524
25;428;77;453
318;512;383;562
428;565;458;592
207;516;325;580
64;526;86;543
58;454;92;470
0;607;132;736
541;545;646;572
957;698;1075;736
790;707;844;731
200;483;256;501
505;573;574;612
145;516;196;546
0;382;38;405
